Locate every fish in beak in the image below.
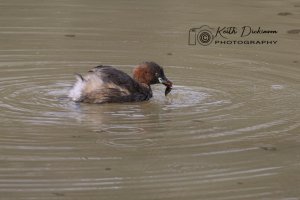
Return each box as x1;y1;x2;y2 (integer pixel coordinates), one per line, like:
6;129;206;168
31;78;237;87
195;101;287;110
158;77;173;96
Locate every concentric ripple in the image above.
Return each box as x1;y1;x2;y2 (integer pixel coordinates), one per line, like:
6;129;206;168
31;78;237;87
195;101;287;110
1;0;300;199
0;56;299;199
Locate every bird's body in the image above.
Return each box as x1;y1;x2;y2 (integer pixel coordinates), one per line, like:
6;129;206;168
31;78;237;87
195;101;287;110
68;62;172;104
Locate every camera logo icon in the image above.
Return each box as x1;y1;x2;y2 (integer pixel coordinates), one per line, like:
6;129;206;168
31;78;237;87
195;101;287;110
188;25;214;46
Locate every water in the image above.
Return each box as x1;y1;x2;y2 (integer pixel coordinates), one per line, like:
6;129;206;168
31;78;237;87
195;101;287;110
0;0;300;199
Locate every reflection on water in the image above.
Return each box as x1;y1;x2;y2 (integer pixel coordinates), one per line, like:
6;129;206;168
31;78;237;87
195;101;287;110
0;0;300;199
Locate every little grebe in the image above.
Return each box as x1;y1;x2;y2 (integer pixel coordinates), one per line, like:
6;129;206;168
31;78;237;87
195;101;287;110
68;62;173;103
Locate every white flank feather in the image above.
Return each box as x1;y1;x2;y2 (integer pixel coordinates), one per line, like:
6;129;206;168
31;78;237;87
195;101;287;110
68;75;85;101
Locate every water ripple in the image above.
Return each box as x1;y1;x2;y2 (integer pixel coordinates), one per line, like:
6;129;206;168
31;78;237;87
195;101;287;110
0;34;299;200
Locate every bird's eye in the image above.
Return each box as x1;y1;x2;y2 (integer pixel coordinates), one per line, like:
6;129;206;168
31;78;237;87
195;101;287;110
155;73;159;77
158;77;163;83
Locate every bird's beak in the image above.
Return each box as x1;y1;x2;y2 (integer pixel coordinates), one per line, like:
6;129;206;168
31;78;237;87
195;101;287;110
158;77;173;96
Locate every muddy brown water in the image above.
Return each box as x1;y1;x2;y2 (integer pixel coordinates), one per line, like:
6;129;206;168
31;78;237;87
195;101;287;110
0;0;299;199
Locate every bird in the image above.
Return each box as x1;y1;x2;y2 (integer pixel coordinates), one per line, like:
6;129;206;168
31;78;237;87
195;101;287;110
68;61;173;103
